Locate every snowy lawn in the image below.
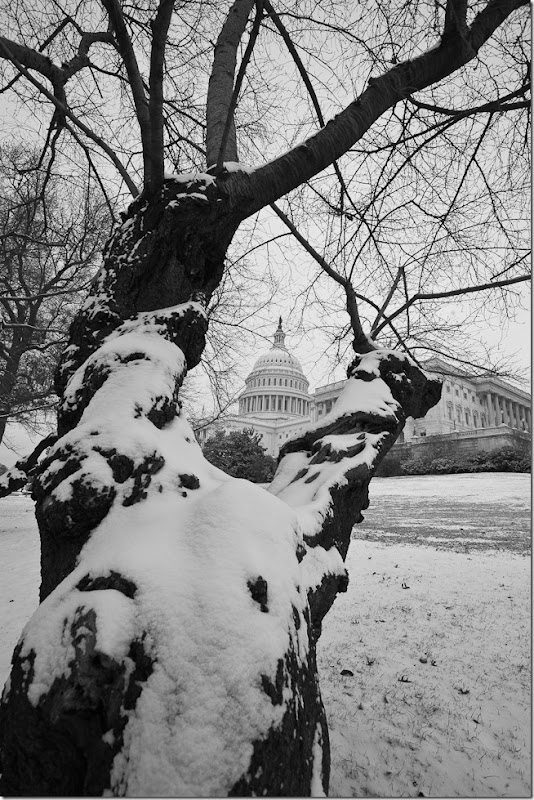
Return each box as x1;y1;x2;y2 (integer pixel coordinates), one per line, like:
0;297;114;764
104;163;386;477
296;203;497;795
318;473;531;797
0;474;530;797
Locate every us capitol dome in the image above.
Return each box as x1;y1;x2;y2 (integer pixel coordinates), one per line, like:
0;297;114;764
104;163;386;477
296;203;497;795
237;318;311;419
196;319;316;456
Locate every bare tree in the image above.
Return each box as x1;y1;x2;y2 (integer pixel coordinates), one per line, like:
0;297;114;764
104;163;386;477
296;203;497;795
0;0;530;795
0;146;111;446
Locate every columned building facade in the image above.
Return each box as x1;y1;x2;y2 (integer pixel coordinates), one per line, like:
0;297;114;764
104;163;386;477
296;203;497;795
196;330;531;459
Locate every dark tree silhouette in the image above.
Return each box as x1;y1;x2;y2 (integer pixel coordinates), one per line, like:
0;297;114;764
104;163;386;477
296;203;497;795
0;0;529;794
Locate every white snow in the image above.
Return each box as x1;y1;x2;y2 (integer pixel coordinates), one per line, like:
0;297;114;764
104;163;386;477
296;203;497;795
317;376;399;424
3;310;311;795
163;172;216;190
0;472;530;797
272;431;386;540
0;466;27;489
299;544;347;595
310;721;326;797
268;350;404;539
10;464;309;795
222;162;255;174
318;537;531;797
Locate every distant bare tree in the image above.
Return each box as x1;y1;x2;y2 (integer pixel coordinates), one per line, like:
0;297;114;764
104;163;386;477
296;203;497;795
0;146;111;445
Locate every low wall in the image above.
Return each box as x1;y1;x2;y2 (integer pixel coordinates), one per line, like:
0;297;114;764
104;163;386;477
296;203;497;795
377;426;531;476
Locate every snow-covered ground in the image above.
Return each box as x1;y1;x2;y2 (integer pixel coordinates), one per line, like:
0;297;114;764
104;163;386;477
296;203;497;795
318;473;531;797
0;474;531;796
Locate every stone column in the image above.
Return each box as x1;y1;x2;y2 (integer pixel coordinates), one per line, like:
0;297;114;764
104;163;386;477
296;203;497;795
494;394;503;425
404;417;416;440
486;393;495;427
506;399;513;426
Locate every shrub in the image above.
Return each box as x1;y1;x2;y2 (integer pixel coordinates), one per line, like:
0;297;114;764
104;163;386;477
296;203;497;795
483;446;531;473
398;446;531;476
202;427;276;482
400;458;430;475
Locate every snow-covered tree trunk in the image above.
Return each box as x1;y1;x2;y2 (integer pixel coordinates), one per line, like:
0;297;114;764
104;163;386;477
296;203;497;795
0;172;440;796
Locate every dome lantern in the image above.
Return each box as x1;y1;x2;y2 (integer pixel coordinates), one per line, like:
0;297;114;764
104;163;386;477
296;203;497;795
273;317;287;351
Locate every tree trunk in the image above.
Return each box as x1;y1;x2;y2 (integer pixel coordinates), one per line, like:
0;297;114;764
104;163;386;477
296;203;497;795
0;414;7;449
0;176;441;796
0;340;25;447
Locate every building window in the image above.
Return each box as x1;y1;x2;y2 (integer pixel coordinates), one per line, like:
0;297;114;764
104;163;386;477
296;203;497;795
463;392;468;400
455;389;459;397
447;404;453;420
446;384;451;393
285;379;288;386
481;414;486;428
456;407;461;422
465;411;470;424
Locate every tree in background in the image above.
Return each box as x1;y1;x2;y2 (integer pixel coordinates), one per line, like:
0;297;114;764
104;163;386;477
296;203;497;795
0;0;530;795
0;146;110;446
203;427;276;482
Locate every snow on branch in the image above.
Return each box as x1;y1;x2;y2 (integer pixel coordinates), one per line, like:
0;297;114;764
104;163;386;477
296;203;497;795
269;349;442;638
0;434;57;499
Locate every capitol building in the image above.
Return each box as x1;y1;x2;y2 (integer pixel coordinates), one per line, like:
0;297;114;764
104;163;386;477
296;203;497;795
196;320;531;460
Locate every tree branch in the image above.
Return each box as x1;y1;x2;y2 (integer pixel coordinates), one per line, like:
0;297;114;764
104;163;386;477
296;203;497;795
270;202;374;352
205;0;256;167
372;273;532;335
263;0;367;227
0;38;139;197
408;82;531;116
220;0;528;217
269;350;442;638
147;0;175;190
100;0;151;187
216;1;264;170
0;433;57;499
